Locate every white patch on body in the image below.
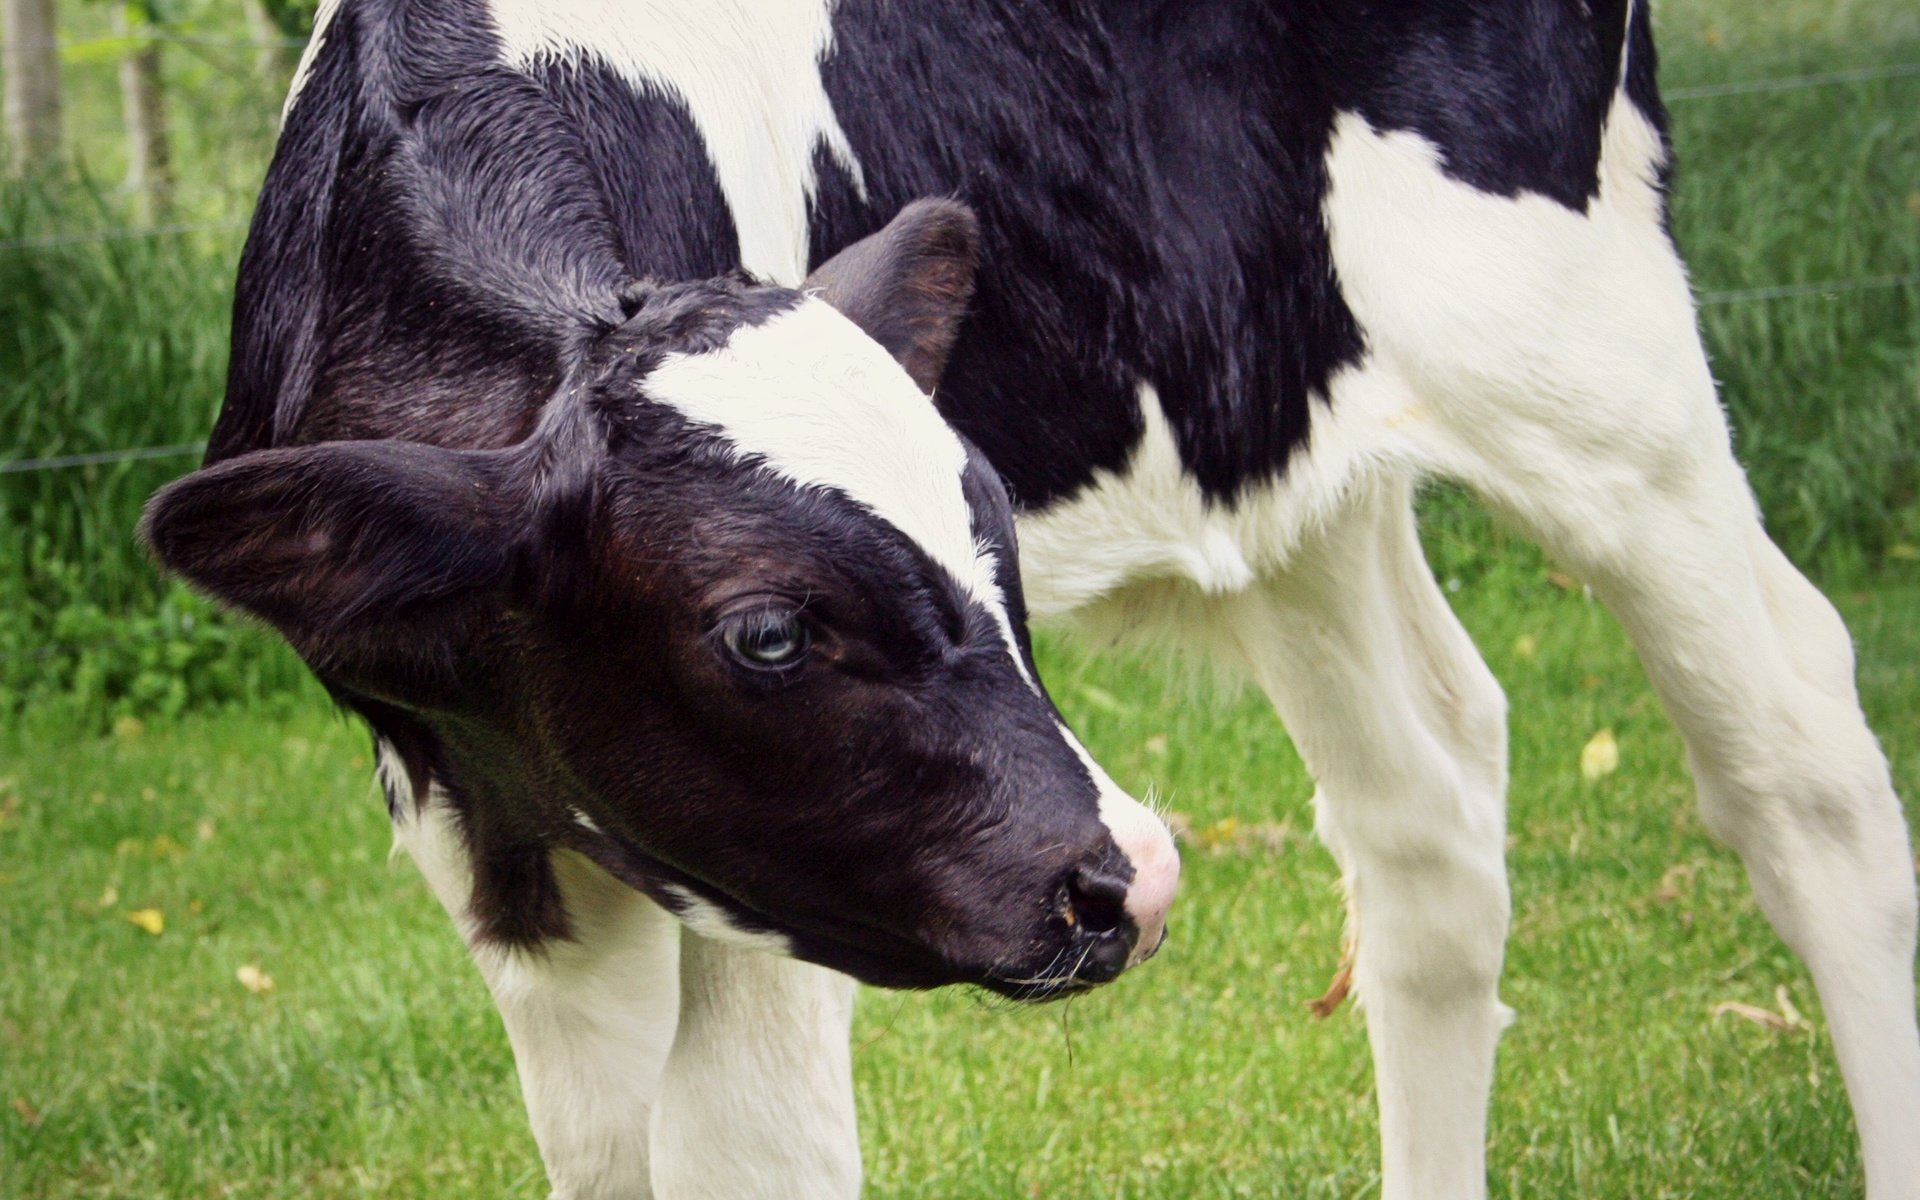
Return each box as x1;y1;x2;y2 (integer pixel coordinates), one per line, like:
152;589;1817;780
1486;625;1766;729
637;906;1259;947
1016;378;1421;624
643;298;1033;683
487;0;865;285
281;0;343;120
656;884;793;957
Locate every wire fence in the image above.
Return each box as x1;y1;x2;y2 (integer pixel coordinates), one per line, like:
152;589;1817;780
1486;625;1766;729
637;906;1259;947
0;443;206;476
1697;271;1920;307
0;42;1912;691
0;219;248;254
0;51;1912;529
1659;61;1920;99
4;30;305;52
2;42;1917;477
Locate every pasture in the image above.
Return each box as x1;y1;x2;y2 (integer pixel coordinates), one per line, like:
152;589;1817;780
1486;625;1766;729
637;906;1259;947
3;0;1917;1196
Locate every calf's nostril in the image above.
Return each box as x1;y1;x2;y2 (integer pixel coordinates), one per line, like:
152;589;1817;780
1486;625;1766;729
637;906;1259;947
1067;867;1129;936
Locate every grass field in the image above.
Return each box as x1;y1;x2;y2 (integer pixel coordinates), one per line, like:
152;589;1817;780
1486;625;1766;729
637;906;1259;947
3;554;1917;1198
3;0;1919;1196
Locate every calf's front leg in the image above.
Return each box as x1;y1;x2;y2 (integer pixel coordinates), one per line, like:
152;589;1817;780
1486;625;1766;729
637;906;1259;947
395;793;860;1199
395;800;681;1199
650;933;861;1200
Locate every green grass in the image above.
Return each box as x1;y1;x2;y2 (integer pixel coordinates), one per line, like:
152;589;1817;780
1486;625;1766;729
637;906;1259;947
2;550;1916;1198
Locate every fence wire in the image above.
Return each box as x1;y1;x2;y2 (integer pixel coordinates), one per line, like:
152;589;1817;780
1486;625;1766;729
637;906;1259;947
3;44;1918;678
1;274;1914;478
0;220;248;254
0;444;206;476
4;31;304;51
1698;271;1920;307
1649;61;1920;100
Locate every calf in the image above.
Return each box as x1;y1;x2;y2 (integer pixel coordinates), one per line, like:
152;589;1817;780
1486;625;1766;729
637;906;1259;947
144;1;1919;1197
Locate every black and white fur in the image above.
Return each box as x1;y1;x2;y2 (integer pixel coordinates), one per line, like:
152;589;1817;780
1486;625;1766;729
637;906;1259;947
144;1;1919;1197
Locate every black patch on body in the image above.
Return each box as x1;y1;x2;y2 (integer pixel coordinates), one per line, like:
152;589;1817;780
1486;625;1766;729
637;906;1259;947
211;0;737;462
1328;0;1630;210
810;0;1656;507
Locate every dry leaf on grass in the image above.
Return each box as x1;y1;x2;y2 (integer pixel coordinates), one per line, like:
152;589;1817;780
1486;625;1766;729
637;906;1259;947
1307;939;1357;1019
1580;729;1620;782
1184;815;1296;855
123;908;164;936
1651;862;1695;903
1712;989;1810;1034
235;964;275;994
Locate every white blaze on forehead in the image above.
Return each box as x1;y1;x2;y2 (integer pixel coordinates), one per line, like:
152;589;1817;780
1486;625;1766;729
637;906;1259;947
643;299;1034;685
487;0;865;285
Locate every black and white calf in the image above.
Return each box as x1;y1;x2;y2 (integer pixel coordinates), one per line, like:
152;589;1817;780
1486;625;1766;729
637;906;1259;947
144;1;1919;1197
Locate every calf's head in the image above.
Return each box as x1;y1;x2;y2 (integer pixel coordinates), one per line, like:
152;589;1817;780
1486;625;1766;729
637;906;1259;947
143;199;1177;998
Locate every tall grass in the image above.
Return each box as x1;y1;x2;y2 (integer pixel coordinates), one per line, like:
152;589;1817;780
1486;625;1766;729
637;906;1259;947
0;189;304;721
1654;0;1920;562
1671;94;1920;563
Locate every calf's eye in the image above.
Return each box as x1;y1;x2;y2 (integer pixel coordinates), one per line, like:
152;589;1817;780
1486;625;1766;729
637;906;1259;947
719;608;811;671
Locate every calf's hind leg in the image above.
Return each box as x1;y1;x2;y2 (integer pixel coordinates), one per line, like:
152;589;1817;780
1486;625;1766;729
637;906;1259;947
1325;98;1919;1193
1228;481;1513;1200
1409;177;1920;1194
1482;413;1920;1195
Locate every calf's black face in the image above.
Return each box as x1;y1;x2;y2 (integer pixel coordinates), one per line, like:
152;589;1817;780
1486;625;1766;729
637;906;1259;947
143;201;1178;998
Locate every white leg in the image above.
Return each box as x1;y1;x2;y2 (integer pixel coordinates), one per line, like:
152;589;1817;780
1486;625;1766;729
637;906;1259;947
1488;444;1920;1197
1324;94;1920;1194
395;800;681;1200
1228;483;1511;1200
649;934;861;1200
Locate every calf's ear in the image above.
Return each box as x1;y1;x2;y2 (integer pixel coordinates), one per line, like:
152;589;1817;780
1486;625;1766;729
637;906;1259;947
805;197;980;394
141;441;519;669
